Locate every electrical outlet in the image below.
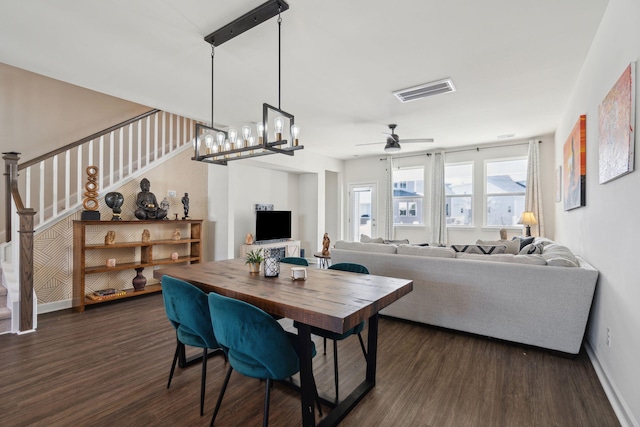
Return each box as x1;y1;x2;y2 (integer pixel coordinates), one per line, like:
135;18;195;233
606;328;611;347
168;190;176;197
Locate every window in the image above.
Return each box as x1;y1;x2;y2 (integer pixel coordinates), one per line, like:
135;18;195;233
393;167;424;225
485;158;527;226
445;163;473;226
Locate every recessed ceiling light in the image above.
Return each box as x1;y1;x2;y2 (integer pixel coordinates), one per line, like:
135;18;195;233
497;134;515;139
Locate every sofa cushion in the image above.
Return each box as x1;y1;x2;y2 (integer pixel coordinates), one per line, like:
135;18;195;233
515;236;535;249
397;245;456;258
360;234;384;244
455;253;547;265
476;239;520;255
541;244;579;267
334;241;397;254
451;244;507;255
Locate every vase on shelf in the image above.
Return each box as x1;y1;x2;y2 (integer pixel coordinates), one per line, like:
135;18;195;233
132;267;147;291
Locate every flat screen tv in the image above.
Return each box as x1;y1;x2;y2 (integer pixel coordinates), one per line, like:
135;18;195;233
255;210;292;242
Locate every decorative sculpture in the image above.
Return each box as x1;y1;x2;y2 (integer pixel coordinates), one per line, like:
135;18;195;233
499;228;507;240
134;178;167;220
104;230;116;245
182;192;190;219
81;165;100;220
322;233;331;256
172;229;181;240
160;197;170;219
105;192;124;221
245;233;254;245
142;229;151;242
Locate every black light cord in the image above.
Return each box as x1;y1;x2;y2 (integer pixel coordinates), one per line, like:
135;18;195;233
211;44;215;127
278;7;282;110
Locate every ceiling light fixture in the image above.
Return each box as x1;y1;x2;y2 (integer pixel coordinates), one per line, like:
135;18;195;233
192;0;302;166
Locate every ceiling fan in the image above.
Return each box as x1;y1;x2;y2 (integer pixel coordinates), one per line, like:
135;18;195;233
356;124;434;152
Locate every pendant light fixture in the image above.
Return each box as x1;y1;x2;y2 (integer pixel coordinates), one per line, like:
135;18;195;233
192;0;302;166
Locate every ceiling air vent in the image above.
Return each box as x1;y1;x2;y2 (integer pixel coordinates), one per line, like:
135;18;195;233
393;78;456;103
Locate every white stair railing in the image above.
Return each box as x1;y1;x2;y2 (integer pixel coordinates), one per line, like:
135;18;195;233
15;110;196;231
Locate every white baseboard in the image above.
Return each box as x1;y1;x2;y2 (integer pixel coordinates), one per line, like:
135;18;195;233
38;299;72;314
585;341;638;427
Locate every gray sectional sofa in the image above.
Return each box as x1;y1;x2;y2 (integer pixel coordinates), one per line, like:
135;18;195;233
331;239;599;354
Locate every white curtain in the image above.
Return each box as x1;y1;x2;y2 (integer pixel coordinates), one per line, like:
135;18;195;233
429;151;447;245
384;155;394;240
525;140;545;237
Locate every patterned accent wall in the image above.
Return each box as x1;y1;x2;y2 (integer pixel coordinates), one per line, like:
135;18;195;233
33;149;208;304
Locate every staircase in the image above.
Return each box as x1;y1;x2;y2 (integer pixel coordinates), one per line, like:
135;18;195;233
0;279;9;334
3;109;200;333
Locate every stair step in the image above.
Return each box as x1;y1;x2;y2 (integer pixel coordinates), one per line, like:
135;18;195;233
0;286;7;296
0;307;10;320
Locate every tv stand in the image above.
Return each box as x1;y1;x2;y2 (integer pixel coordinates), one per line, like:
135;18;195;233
240;240;300;259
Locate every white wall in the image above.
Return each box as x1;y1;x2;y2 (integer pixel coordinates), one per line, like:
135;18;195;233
206;148;343;259
343;135;555;245
554;0;640;425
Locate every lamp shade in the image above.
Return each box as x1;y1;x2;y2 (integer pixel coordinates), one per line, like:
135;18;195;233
518;211;538;225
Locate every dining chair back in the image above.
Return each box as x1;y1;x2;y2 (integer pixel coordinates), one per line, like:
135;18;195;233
280;257;309;266
328;262;369;274
208;292;317;426
162;276;222;416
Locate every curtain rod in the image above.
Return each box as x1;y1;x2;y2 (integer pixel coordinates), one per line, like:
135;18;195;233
379;140;541;161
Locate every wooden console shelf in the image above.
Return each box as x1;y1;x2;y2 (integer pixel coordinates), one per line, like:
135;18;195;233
73;219;202;312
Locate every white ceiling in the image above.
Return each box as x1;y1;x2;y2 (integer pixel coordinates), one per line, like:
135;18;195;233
0;0;609;160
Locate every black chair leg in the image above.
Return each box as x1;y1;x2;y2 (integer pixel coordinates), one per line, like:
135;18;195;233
211;365;233;427
167;340;182;389
263;378;272;427
200;347;208;416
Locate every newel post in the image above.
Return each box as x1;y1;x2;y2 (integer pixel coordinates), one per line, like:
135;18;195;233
3;152;36;331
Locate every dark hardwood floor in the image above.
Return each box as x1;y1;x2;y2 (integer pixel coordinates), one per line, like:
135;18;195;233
0;294;619;426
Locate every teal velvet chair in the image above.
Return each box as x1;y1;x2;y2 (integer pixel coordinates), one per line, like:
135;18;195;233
280;256;309;266
208;292;320;427
295;262;369;402
162;276;223;416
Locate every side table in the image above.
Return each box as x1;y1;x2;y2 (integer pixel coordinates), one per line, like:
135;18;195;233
313;252;331;268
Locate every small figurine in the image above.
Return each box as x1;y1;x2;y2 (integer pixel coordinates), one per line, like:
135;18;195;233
160;197;170;219
499;228;507;240
322;233;331;256
105;230;116;245
182;192;190;219
172;229;181;240
142;229;151;242
245;233;254;245
134;178;167;220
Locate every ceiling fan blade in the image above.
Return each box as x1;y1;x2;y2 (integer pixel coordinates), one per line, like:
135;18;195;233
355;141;386;146
399;138;435;143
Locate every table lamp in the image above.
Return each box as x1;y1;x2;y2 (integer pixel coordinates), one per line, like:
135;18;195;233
518;211;538;237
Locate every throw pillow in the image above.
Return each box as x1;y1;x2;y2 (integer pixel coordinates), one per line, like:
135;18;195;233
476;239;520;255
513;236;534;250
360;234;372;243
541;244;579;267
519;242;544;255
370;237;385;243
384;239;410;244
450;244;507;255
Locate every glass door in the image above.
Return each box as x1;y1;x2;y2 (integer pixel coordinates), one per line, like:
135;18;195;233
349;183;377;242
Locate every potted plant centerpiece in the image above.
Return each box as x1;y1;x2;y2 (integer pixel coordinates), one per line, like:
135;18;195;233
245;248;264;273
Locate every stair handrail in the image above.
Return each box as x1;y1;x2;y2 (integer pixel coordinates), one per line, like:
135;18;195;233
18;109;160;171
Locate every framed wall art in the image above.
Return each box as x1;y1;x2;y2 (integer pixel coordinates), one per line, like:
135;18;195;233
563;115;586;211
598;62;636;184
555;166;562;202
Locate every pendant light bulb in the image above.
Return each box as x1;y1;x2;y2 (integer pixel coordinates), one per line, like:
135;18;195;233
242;125;252;141
228;128;238;144
216;132;226;146
291;124;300;146
274;116;284;140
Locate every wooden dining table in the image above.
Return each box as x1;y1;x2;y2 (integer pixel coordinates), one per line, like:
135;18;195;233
154;258;413;427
